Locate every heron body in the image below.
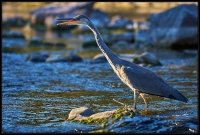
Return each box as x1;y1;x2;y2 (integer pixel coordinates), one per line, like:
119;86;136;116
57;15;188;110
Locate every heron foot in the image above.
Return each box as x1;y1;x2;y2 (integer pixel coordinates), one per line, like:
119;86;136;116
113;98;127;107
113;99;136;112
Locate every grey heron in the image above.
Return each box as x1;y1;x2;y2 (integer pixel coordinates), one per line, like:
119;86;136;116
57;15;188;110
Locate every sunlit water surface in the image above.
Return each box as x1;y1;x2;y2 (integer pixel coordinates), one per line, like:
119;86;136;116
2;31;198;133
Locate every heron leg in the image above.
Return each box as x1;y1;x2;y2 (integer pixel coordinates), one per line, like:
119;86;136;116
113;98;127;107
140;93;148;110
133;89;138;110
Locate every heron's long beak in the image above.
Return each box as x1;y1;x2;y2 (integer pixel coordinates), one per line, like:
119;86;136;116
56;18;79;26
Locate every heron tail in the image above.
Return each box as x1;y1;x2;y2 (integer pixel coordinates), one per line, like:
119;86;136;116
168;88;188;103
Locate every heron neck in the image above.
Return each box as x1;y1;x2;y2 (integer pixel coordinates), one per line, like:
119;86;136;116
87;23;118;64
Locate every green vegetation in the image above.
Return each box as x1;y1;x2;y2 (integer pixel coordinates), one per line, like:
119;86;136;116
68;107;135;128
111;107;135;120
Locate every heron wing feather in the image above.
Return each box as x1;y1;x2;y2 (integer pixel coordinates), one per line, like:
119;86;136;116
122;65;177;98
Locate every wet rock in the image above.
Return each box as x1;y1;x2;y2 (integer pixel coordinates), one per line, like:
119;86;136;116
107;116;163;133
55;42;66;48
68;107;94;121
93;54;107;63
111;32;134;43
134;30;152;45
133;21;150;31
136;4;198;49
112;41;130;49
182;50;197;57
29;37;66;48
109;16;133;29
89;110;116;119
93;52;161;66
93;53;135;64
2;16;28;28
67;107;135;125
29;36;43;46
27;52;82;63
26;52;49;62
2;31;25;39
132;52;162;66
29;40;54;48
30;2;94;28
46;54;83;63
82;41;98;49
43;42;55;48
30;2;111;29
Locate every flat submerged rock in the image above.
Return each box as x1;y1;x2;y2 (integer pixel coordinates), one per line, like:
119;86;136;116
67;106;135;124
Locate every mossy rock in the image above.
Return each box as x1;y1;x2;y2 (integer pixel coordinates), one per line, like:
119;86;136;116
111;107;135;120
68;107;136;127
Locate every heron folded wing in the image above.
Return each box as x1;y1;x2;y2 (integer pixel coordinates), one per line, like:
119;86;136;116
121;66;187;102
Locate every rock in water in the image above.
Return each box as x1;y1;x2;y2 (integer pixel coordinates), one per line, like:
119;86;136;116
93;53;107;63
111;32;134;43
46;54;83;62
67;106;135;124
2;31;25;39
93;52;161;66
133;52;162;66
2;16;28;28
68;106;94;120
89;110;116;119
26;52;49;62
135;4;198;49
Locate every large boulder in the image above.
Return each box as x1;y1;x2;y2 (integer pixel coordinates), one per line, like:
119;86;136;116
135;4;198;49
30;2;110;29
30;2;94;28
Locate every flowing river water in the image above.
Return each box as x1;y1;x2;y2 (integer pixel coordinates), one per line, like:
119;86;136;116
2;29;198;133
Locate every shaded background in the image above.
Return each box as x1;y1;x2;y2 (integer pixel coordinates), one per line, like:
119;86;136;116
2;2;198;133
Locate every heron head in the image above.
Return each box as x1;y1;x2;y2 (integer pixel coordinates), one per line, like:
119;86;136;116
57;15;90;26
